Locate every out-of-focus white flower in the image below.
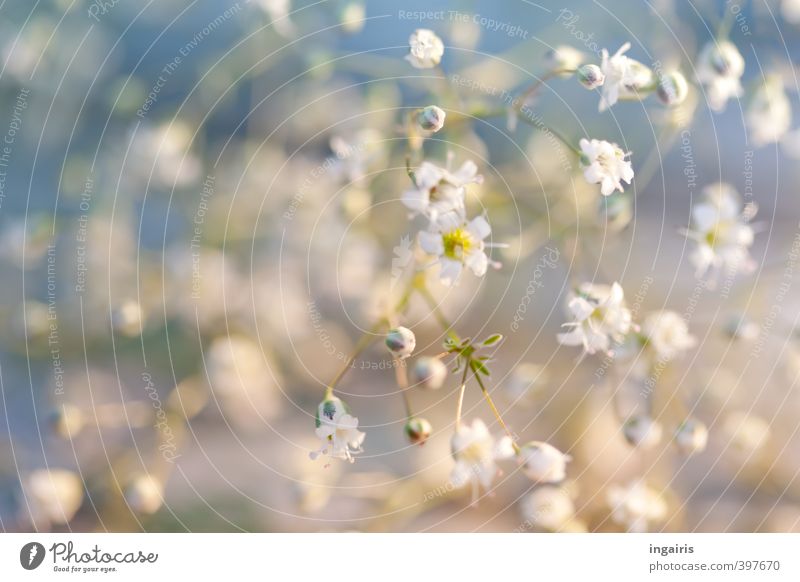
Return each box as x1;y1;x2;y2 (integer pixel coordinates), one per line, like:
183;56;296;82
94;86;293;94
49;405;86;439
111;300;144;337
696;40;745;112
579;138;634;196
329;128;385;184
683;183;757;280
577;64;605;89
558;282;633;355
641;310;696;360
598;43;654;111
656;71;689;106
545;45;584;75
607;481;667;532
450;419;515;498
622;414;663;449
723;313;760;341
746;75;791;147
782;0;800;24
723;412;770;456
405;29;444;69
24;469;83;528
411;356;448;389
402;159;481;225
256;0;295;36
419;215;494;286
385;326;416;359
519;486;575;531
124;475;164;514
674;419;709;455
310;396;365;464
417;105;446;132
518;442;571;483
504;363;548;403
405;417;433;445
339;2;365;35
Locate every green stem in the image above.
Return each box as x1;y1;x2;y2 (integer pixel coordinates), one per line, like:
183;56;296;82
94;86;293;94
472;368;520;453
455;364;470;430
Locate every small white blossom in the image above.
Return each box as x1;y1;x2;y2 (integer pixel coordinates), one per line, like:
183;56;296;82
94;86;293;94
598;43;654;111
675;419;709;455
579;138;634;196
402;159;481;225
696;40;745;112
622;414;663;450
607;481;667;532
683;183;757;280
746;75;791;147
641;310;696;360
405;29;444;69
310;397;365;464
450;419;515;499
520;487;576;531
558;282;633;355
24;469;84;528
518;441;571;483
419;215;494;286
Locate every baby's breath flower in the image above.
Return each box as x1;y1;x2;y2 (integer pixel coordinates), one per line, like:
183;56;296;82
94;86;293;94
656;71;689;106
411;356;448;390
674;419;709;455
25;469;84;527
544;45;584;75
405;29;444;69
558;282;633;355
641;310;696;361
683;183;757;279
598;42;654;111
450;418;515;499
417;105;446;132
723;313;760;342
579;138;634;196
124;475;164;514
746;75;791;147
405;417;432;445
310;396;365;464
622;414;663;450
518;441;571;483
577;64;605;89
385;327;416;358
418;214;496;286
696;40;744;112
607;481;667;532
402;158;480;226
48;405;85;439
519;486;575;531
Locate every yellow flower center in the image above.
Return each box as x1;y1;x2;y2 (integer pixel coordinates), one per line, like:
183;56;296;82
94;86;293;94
442;228;472;261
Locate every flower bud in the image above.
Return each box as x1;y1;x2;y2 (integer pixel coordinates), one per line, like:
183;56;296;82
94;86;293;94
544;45;584;75
316;395;347;427
622;414;663;449
577;64;605;89
518;441;571;483
48;405;85;439
417;105;446;132
385;326;416;358
411;356;447;390
723;313;759;341
405;417;432;445
124;475;164;514
656;71;689;106
674;418;708;455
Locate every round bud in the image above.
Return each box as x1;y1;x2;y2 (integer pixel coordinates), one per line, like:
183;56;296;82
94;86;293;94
577;64;605;90
656;71;689;106
417;105;446;133
518;441;571;483
124;475;164;514
405;417;432;445
622;414;663;449
723;313;759;342
317;396;347;426
385;327;416;359
411;356;447;390
48;405;85;439
544;45;584;76
111;300;144;337
674;418;708;455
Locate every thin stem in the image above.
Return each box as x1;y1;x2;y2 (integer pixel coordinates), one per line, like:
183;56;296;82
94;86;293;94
454;364;470;430
416;283;459;342
394;357;413;420
472;369;520;453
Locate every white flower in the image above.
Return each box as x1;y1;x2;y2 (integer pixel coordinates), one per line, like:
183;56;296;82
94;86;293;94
310;397;365;464
746;75;791;147
256;0;295;37
405;29;444;69
518;441;571;483
675;419;708;455
558;282;633;355
641;310;696;360
24;469;84;528
577;64;605;89
419;215;494;286
782;0;800;23
124;475;164;514
656;71;689;106
598;43;654;111
579;138;634;196
607;481;667;532
723;313;760;341
402;159;480;225
385;326;416;359
696;40;745;112
683;183;757;280
450;419;515;499
520;487;575;531
622;414;663;450
417;105;446;132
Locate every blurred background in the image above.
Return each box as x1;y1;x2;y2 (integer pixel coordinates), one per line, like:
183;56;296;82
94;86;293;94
1;0;800;532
